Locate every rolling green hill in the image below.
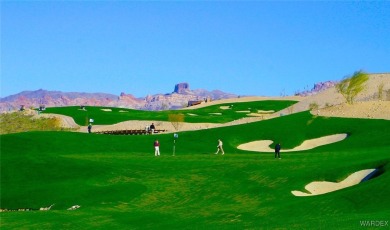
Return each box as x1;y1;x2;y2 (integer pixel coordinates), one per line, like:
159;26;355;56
40;100;297;125
1;111;389;229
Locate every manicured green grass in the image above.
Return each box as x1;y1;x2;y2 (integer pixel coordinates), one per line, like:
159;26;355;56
1;111;389;229
40;100;297;125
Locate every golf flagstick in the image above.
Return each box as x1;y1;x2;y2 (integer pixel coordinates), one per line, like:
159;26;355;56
173;133;178;156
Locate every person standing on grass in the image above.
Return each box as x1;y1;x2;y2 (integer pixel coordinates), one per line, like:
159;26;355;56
215;139;224;155
275;143;281;159
154;139;160;156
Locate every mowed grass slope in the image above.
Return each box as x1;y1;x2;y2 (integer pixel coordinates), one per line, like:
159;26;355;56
1;111;389;229
40;100;297;125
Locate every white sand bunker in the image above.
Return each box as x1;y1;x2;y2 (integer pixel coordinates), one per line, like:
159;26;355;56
291;169;376;196
236;110;251;113
187;113;198;116
101;109;112;112
257;110;274;113
209;113;222;115
220;106;231;110
237;133;347;152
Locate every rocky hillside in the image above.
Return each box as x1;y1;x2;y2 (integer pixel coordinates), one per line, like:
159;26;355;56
0;83;238;112
294;81;338;96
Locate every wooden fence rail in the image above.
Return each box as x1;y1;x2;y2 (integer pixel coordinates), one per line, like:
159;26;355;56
95;129;167;135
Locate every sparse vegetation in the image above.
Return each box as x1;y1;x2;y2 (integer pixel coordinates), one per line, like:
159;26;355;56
377;82;384;100
309;102;319;111
0;111;64;134
336;70;369;104
287;105;294;114
168;113;185;131
161;103;169;110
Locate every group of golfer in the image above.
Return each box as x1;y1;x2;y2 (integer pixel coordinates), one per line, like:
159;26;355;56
154;137;282;158
88;121;281;157
154;138;225;157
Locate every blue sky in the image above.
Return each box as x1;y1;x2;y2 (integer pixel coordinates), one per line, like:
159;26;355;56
1;1;389;98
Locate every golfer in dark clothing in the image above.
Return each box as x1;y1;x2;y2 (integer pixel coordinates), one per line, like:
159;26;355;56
150;123;155;134
88;123;92;133
275;143;281;159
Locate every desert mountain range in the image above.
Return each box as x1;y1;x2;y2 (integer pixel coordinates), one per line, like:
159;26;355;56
0;83;237;112
0;80;335;113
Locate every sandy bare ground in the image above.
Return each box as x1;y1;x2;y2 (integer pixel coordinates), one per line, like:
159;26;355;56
278;73;390;119
311;101;390;120
236;134;347;152
291;169;376;196
84;116;268;134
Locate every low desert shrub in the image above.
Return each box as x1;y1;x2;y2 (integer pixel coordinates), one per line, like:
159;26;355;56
0;112;64;134
377;82;384;100
168;113;185;131
309;102;319;111
336;70;368;104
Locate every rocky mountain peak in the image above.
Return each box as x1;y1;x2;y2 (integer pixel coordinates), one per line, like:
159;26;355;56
295;81;338;96
174;83;190;94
